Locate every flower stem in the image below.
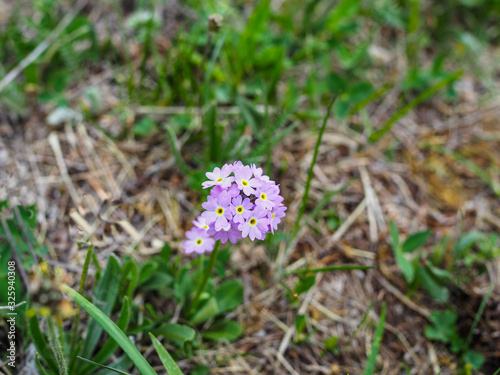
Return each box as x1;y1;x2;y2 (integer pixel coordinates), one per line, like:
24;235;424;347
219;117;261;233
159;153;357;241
191;241;220;309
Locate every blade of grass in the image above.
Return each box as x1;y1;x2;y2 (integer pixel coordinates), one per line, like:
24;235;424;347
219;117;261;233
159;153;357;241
149;333;184;375
70;245;94;355
362;302;387;375
464;281;494;349
80;296;132;375
369;70;462;143
29;316;59;373
77;356;133;375
286;265;375;275
82;254;121;358
292;96;337;238
62;285;157;375
165;125;192;175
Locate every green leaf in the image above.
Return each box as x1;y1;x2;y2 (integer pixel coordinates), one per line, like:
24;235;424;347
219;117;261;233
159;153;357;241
189;297;219;325
288;264;374;275
81;297;132;375
402;230;432;253
62;286;157;375
82;254;122;358
215;280;243;314
394;249;415;283
293;275;316;296
133;117;157;137
463;350;485;370
202;320;243;342
77;356;133;375
324;336;339;353
295;314;307;334
453;231;484;258
35;353;52;375
424;310;457;342
29;316;59;373
389;220;399;250
417;265;448;302
363;303;386;375
325;0;361;32
149;333;184;375
153;324;195;348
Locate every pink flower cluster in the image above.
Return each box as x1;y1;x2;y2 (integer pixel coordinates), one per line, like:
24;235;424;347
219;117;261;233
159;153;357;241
183;162;287;254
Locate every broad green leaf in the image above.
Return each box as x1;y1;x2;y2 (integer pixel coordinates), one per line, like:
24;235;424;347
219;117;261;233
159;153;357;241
62;286;156;375
153;324;195;348
417;265;448;302
453;231;484;258
424;309;457;342
81;297;132;375
463;350;485;370
402;230;432;253
394;249;415;283
293;275;316;296
189;297;219;325
149;333;184;375
215;280;243;313
82;254;122;358
202;320;243;342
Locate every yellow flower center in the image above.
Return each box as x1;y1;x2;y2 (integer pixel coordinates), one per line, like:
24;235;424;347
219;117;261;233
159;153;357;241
216;207;224;215
216;178;223;182
260;193;267;201
203;225;209;229
249;218;257;226
196;239;203;245
236;206;244;214
271;213;275;220
241;180;248;186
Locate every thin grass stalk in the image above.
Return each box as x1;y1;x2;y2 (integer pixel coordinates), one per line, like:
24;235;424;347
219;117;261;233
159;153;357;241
292;96;337;239
191;241;220;309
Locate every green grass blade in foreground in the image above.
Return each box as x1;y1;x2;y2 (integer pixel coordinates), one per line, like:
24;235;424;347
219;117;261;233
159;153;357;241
165;125;192;175
71;244;94;356
77;356;133;375
149;333;184;375
465;281;493;349
287;265;375;275
29;315;59;373
363;303;386;375
62;286;157;375
494;366;500;375
82;254;121;358
292;96;337;238
369;70;462;143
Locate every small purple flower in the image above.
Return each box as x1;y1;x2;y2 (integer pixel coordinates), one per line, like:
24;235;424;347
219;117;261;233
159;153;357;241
268;205;287;234
193;216;209;230
230;195;253;224
202;164;234;189
201;192;233;231
238;208;270;241
183;227;215;254
208;220;242;244
255;182;281;211
233;164;261;195
251;164;270;183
